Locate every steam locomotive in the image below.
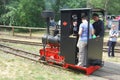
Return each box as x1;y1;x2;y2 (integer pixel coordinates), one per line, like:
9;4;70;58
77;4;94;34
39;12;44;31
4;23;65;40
39;8;105;75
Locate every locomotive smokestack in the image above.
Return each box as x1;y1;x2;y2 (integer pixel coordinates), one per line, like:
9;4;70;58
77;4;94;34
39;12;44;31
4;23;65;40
41;10;54;34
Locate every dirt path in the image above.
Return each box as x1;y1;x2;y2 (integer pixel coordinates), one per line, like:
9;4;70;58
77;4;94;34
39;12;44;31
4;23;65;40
88;61;120;80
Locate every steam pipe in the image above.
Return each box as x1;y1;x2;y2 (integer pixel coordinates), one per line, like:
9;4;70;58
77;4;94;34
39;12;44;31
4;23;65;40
46;17;50;34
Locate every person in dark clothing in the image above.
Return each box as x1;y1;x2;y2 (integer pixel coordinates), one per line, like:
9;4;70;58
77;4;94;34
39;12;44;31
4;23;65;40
92;13;104;37
73;21;78;36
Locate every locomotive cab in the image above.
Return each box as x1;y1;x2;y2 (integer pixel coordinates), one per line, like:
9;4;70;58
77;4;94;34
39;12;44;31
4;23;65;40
60;8;104;66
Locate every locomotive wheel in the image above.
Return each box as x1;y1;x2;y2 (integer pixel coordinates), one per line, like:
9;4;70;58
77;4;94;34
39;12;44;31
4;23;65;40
39;56;46;61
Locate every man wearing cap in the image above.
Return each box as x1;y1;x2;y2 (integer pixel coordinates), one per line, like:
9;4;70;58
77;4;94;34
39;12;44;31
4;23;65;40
92;13;104;37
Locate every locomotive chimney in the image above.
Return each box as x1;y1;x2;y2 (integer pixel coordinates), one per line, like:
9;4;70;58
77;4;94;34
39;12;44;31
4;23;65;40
41;10;54;34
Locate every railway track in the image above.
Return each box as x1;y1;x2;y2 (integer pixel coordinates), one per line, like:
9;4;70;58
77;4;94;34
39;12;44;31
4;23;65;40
103;47;120;53
0;43;64;71
0;38;42;46
0;43;64;66
0;38;120;49
0;38;120;54
0;44;40;62
1;38;120;46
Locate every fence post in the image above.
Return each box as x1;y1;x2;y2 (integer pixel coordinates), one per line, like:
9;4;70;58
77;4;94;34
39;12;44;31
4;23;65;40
12;26;14;36
29;29;32;38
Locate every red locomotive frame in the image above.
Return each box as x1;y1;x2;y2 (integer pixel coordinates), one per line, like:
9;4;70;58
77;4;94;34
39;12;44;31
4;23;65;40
40;44;101;75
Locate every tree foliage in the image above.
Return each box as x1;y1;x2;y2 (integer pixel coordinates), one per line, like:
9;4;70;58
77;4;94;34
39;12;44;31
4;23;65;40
107;0;120;15
88;0;120;15
51;0;86;20
0;0;120;27
0;0;45;27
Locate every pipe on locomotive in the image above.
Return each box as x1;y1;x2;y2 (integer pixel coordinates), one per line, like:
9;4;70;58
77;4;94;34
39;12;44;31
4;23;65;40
41;10;54;34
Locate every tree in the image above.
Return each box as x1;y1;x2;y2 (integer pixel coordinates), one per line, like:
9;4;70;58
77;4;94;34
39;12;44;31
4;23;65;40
107;0;120;15
1;0;120;27
87;0;120;15
66;0;86;8
15;0;45;27
0;0;45;27
51;0;86;21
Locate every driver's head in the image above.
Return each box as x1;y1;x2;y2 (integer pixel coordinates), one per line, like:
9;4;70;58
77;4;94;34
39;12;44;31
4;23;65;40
92;13;99;21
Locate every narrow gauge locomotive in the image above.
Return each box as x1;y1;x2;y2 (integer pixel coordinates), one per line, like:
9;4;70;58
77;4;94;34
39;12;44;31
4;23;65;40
39;8;105;75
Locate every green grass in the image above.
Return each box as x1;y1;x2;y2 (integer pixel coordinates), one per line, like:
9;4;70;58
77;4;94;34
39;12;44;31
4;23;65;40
0;41;81;80
0;42;120;80
0;48;83;80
